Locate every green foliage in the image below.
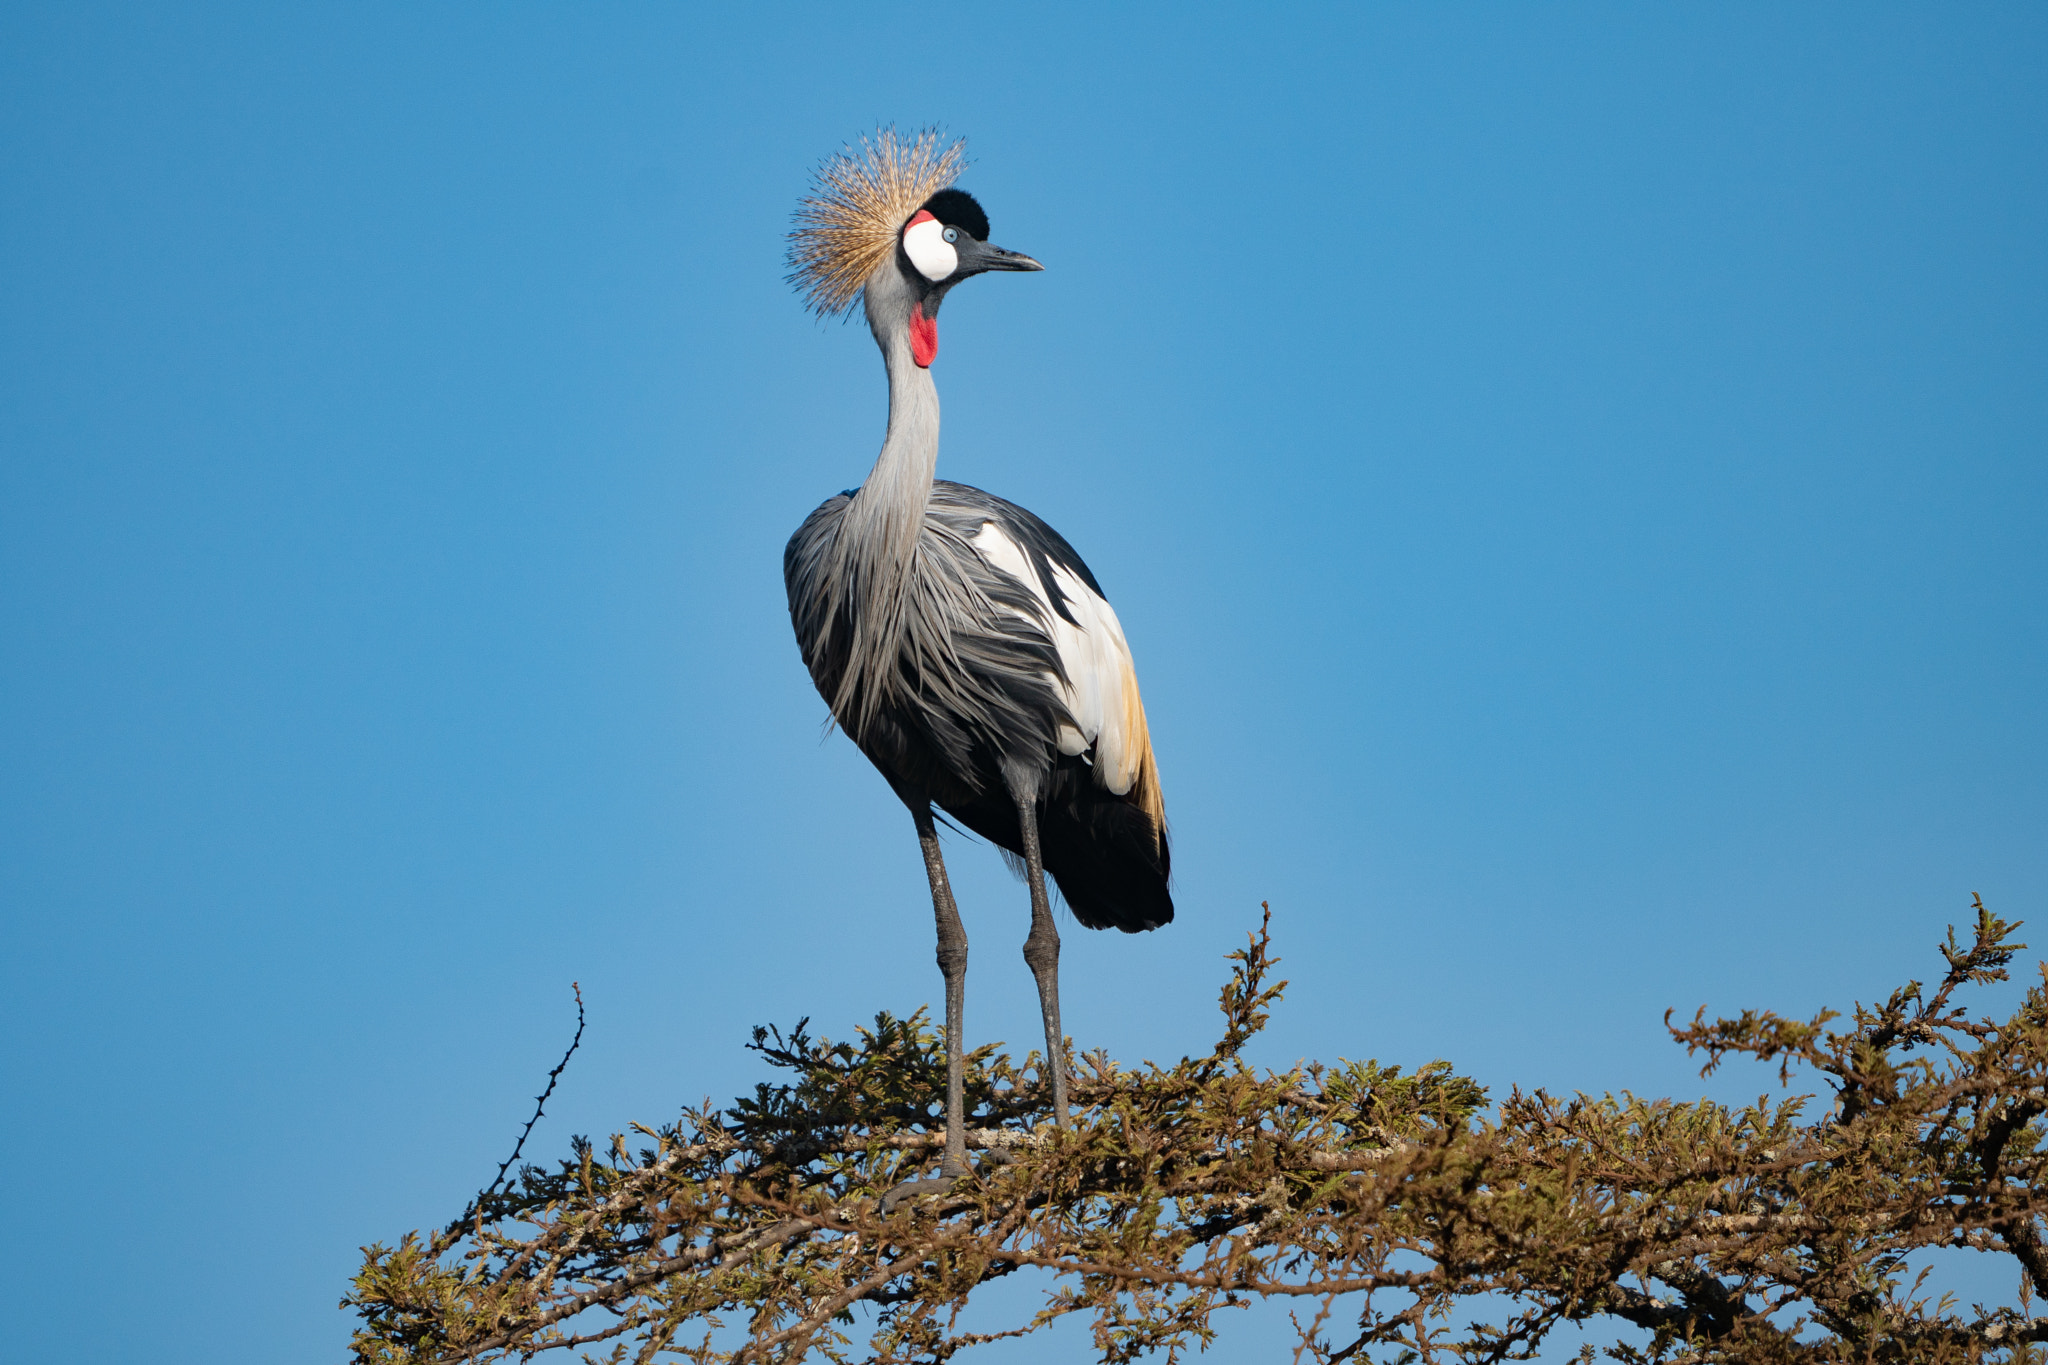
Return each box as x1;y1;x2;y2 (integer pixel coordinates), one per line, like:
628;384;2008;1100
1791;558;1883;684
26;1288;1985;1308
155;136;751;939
347;900;2048;1363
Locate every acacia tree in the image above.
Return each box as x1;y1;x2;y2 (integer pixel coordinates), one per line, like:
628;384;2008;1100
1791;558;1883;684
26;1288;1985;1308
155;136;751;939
348;899;2048;1363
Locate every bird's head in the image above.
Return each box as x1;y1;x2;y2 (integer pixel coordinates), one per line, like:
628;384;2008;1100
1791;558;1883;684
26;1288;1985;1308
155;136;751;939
788;130;1042;369
890;189;1042;367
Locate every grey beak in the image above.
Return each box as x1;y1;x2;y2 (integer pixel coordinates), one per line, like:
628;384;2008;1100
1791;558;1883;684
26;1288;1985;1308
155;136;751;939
976;243;1044;273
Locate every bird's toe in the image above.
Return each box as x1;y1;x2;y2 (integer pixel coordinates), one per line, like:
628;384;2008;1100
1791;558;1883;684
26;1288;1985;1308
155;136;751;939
879;1170;960;1214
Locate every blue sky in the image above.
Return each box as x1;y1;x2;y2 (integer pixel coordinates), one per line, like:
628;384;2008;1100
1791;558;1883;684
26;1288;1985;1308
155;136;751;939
2;5;2043;1361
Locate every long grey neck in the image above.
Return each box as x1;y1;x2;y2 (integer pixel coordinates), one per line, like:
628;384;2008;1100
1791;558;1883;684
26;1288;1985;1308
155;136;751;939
839;278;939;585
824;283;940;733
856;325;937;532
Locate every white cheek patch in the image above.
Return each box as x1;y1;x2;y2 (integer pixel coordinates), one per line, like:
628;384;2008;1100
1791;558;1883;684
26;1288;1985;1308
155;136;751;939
902;216;959;282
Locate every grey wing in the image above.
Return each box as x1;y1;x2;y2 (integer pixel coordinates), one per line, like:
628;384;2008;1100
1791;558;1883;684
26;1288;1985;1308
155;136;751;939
784;492;852;704
930;481;1166;833
785;487;1071;790
933;480;1106;617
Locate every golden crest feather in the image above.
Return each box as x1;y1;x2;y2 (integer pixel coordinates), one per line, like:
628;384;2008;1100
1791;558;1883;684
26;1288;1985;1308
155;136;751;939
787;128;968;317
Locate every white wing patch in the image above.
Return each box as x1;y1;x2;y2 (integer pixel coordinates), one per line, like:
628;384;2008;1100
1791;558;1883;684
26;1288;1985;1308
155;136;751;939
971;520;1151;800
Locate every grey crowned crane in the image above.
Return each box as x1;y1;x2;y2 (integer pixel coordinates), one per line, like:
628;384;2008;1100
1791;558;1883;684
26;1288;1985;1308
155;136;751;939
783;131;1171;1180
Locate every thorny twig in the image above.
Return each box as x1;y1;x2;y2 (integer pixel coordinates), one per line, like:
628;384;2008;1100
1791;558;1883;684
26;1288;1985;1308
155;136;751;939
472;981;585;1215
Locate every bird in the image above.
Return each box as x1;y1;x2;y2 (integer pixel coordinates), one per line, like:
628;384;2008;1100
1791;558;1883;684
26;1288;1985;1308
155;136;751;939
782;130;1172;1181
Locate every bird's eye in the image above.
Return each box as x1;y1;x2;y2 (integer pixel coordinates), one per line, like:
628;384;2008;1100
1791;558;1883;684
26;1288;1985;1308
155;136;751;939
942;227;958;243
902;214;959;282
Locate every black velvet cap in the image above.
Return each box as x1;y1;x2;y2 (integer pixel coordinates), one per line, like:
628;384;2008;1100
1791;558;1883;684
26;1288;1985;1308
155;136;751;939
917;188;990;242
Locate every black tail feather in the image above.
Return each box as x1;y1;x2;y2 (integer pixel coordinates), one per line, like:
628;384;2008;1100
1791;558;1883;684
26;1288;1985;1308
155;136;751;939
1042;782;1171;932
941;760;1173;934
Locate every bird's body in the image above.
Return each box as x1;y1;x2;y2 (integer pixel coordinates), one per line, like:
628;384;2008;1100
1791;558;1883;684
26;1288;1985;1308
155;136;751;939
786;479;1170;932
781;131;1170;1176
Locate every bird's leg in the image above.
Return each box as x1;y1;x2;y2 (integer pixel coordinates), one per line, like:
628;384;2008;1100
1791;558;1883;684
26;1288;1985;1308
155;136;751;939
1012;791;1070;1127
912;805;970;1180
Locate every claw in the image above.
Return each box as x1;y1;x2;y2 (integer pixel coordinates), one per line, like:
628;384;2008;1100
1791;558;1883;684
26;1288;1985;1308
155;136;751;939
879;1171;959;1215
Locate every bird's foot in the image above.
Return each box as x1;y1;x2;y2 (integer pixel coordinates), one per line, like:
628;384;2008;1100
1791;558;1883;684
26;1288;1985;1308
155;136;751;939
879;1164;964;1215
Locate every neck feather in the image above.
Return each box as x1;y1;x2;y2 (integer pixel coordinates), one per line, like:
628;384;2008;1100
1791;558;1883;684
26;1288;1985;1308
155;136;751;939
823;292;941;734
842;304;938;577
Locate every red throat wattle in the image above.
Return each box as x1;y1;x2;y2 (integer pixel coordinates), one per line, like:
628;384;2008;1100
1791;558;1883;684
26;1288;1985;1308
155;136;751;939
909;302;938;368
